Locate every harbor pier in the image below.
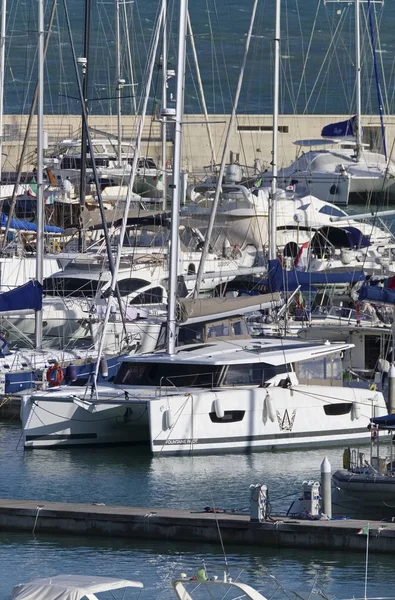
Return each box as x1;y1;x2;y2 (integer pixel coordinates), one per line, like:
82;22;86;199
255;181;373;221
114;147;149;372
3;113;395;178
0;498;394;554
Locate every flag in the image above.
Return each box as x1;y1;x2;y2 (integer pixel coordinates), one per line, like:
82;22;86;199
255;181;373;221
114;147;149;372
357;524;369;535
193;569;207;582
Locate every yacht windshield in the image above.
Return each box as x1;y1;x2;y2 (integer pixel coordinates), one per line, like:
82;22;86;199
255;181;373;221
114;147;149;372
115;361;284;388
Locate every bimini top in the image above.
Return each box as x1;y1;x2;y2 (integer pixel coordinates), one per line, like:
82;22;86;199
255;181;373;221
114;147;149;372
12;574;144;600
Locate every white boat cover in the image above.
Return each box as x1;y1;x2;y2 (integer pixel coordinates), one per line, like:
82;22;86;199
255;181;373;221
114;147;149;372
12;575;143;600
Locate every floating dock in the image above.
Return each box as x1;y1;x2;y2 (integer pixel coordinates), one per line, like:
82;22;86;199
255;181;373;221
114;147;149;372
0;498;394;553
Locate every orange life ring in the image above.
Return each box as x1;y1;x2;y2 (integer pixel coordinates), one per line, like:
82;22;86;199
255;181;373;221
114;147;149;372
46;365;64;387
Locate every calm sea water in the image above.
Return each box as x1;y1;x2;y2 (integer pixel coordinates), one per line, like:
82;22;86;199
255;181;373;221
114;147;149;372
1;419;395;598
4;0;395;115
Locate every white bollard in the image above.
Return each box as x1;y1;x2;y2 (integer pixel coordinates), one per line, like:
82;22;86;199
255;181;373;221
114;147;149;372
388;363;395;414
249;484;268;522
321;456;332;519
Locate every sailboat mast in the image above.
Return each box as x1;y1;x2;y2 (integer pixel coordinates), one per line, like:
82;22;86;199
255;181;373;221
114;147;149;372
268;0;280;261
161;0;167;209
35;0;44;348
79;0;91;218
115;0;122;167
355;0;362;159
0;0;6;185
167;0;188;356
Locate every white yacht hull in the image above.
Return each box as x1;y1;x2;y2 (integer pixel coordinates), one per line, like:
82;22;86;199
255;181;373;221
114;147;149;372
22;384;386;454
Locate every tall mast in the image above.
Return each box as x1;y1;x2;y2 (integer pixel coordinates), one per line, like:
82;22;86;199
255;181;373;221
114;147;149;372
115;0;122;167
79;0;91;225
193;0;258;299
355;0;362;159
166;0;188;355
161;0;167;209
269;0;280;261
0;0;6;184
35;0;44;348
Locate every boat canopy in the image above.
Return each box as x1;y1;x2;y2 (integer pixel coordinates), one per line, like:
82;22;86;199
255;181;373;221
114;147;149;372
0;280;42;313
321;115;359;138
268;259;365;293
0;214;63;234
370;414;395;430
358;285;395;305
177;293;282;324
12;575;144;600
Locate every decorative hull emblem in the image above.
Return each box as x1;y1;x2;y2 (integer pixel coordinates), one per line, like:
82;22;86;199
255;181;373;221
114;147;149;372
276;409;296;431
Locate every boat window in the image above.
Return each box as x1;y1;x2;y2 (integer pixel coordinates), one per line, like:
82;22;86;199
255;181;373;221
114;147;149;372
114;362;222;387
130;287;163;305
44;277;101;297
296;353;342;383
318;205;347;217
117;278;150;296
323;403;352;416
297;203;310;211
209;410;245;423
222;363;284;386
124;225;169;247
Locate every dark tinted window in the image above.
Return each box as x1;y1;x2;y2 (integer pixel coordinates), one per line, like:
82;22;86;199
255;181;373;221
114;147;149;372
130;287;163;304
210;410;245;423
44;277;101;297
115;361;221;387
118;279;150;296
324;403;352;416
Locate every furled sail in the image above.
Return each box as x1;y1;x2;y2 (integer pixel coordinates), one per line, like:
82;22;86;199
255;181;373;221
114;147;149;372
0;280;43;313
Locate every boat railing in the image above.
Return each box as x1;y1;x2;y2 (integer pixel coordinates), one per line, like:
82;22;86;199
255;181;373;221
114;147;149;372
158;372;215;397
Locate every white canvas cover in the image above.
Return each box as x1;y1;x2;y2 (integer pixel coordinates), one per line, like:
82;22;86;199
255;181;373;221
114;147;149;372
12;574;143;600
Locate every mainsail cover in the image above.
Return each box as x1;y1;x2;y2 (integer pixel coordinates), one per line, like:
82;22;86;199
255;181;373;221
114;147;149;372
268;259;365;293
321;115;359;139
0;280;43;312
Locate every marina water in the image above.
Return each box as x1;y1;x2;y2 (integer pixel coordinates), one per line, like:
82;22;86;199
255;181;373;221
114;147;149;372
1;419;395;597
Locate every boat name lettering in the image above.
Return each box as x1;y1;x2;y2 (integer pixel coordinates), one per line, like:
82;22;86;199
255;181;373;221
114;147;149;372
165;438;198;445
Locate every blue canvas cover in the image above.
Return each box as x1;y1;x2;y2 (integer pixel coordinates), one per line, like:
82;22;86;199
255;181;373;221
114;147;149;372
370;414;395;430
358;285;395;305
321;115;359;138
0;280;43;312
268;258;365;293
0;214;63;234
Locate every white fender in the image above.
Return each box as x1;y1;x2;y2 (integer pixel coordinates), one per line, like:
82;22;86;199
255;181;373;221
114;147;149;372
214;398;224;419
352;402;361;421
265;394;276;422
164;408;174;430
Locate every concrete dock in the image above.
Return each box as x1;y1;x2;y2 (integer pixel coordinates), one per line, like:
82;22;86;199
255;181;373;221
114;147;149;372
0;498;394;553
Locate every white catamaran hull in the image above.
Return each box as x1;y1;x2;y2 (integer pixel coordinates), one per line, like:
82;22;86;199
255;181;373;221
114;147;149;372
21;385;386;454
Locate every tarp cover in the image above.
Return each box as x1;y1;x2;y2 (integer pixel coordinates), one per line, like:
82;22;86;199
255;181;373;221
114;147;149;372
0;280;42;312
358;285;395;305
0;214;63;233
370;414;395;430
12;575;144;600
321;115;359;138
268;258;365;293
177;293;282;323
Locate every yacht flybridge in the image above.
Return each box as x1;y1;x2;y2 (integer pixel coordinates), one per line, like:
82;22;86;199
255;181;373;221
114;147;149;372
44;138;162;197
21;331;387;453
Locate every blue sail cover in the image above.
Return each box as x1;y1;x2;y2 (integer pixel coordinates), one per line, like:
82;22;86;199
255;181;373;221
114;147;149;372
268;258;365;293
0;280;43;312
358;285;395;305
370;414;395;430
321;115;359;138
0;214;63;234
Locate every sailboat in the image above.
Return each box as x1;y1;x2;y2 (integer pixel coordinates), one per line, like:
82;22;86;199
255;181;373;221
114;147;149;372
261;0;395;206
20;0;387;453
